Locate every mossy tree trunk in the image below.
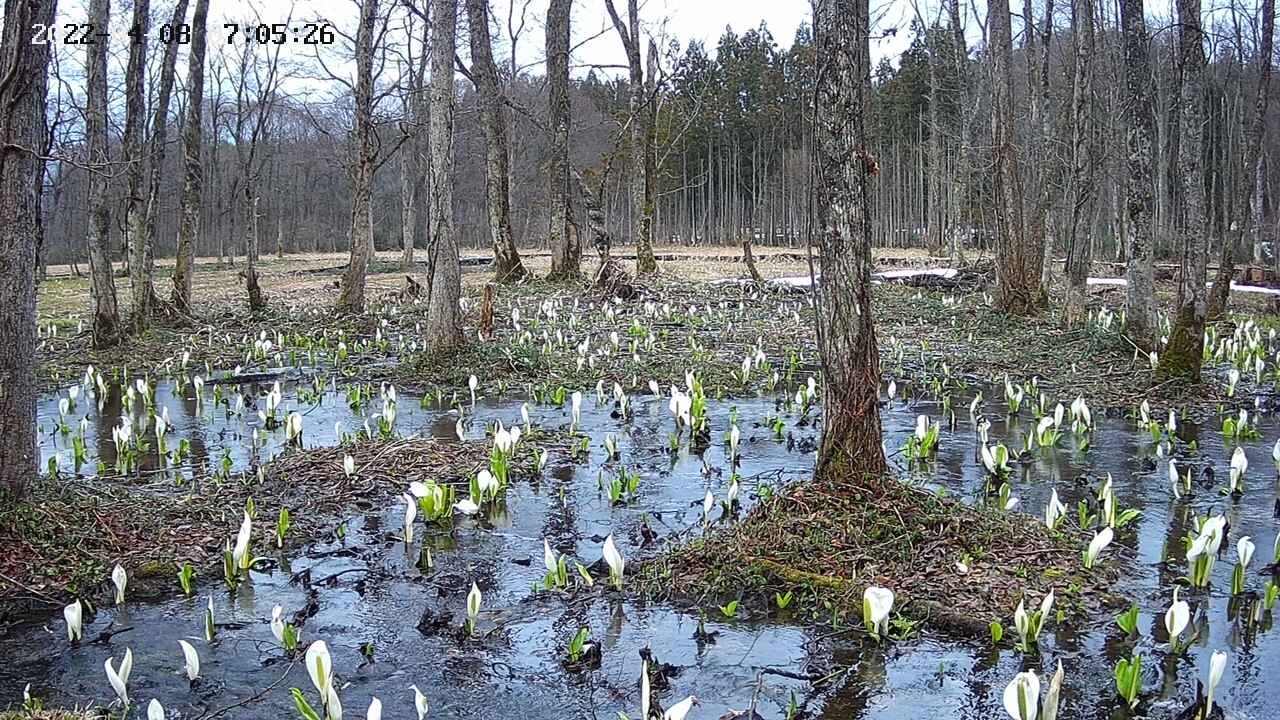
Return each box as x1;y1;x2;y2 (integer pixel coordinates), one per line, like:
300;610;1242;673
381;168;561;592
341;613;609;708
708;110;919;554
545;0;580;281
1119;0;1156;351
0;0;57;498
811;0;887;480
1157;0;1210;382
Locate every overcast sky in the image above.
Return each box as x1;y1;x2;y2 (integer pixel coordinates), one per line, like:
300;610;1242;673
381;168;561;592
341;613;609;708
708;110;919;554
49;0;928;85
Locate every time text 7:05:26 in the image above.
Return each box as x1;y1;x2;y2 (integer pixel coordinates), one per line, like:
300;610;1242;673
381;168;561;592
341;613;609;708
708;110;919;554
29;22;336;46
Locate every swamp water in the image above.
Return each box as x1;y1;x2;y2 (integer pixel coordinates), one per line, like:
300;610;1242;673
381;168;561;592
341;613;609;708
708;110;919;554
3;377;1278;719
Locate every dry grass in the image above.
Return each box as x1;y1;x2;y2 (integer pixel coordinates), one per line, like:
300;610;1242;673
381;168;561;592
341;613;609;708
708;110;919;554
0;711;95;720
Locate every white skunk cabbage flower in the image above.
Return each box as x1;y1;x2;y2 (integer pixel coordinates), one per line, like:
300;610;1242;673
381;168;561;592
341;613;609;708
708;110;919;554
64;599;83;642
1205;650;1228;716
640;659;651;720
403;494;418;543
1237;536;1255;569
1188;515;1227;565
344;454;356;477
1229;447;1248;492
285;411;303;443
1083;527;1113;569
1044;489;1066;529
467;582;483;627
104;647;134;707
366;697;382;720
232;511;253;570
271;605;287;643
477;469;499;499
178;639;201;681
147;699;165;720
111;564;128;605
663;696;699;720
862;586;894;639
1003;670;1040;720
726;477;741;507
409;684;429;719
603;535;625;589
1164;588;1189;648
304;635;332;696
544;539;558;574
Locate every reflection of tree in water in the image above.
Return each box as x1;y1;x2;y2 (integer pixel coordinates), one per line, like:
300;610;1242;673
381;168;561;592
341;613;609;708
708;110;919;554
818;643;886;718
91;383;123;468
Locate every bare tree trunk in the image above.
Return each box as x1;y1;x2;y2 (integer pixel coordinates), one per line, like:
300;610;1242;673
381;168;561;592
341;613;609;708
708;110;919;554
742;233;764;284
641;38;658;265
990;0;1042;315
923;20;945;256
401;20;429;272
1063;0;1097;327
811;0;887;479
1158;0;1210;381
605;0;657;274
86;0;123;348
545;0;579;281
1207;0;1273;319
400;135;417;269
467;0;527;282
425;0;462;353
124;0;151;330
172;0;209;313
1023;0;1055;292
0;0;57;498
338;0;380;312
571;167;615;256
276;217;284;259
1120;0;1156;350
1252;154;1265;266
244;186;265;310
142;0;190;317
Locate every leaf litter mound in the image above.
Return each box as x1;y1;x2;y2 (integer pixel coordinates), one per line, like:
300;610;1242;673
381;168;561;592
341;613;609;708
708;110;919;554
0;436;522;614
641;473;1122;637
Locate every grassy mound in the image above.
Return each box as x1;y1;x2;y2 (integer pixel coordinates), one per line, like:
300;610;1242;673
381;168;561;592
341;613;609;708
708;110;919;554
640;473;1122;637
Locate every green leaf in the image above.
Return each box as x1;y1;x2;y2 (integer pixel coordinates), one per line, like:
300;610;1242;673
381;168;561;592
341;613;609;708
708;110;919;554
291;688;322;720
